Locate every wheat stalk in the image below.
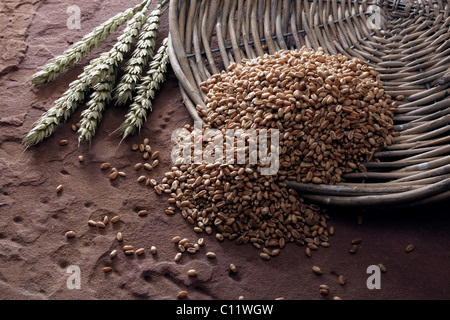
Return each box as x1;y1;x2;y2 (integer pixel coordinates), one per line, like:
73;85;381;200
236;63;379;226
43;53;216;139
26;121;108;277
23;3;150;147
119;37;169;139
77;3;151;144
31;0;149;86
114;3;163;106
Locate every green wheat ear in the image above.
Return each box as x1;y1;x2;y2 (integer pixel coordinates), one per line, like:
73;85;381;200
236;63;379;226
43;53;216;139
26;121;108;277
23;2;151;147
24;0;171;148
114;3;163;106
31;0;149;86
119;37;169;139
77;2;151;144
77;72;118;145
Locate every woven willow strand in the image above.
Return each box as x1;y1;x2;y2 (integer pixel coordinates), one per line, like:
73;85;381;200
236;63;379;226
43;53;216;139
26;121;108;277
119;37;170;138
31;0;148;86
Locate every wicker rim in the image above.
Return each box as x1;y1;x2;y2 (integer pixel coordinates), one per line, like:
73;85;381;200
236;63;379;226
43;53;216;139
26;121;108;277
168;0;450;207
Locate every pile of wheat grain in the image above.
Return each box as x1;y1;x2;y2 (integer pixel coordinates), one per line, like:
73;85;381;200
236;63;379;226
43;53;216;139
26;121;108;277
156;47;397;258
197;46;397;184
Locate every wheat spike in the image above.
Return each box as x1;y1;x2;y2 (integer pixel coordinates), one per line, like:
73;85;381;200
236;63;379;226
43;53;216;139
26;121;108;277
23;73;92;147
77;3;151;144
114;3;163;106
77;72;118;144
23;3;151;147
87;3;151;88
31;0;149;86
119;37;169;139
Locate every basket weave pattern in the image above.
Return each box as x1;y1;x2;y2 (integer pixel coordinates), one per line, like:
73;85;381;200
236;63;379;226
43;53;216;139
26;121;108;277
168;0;450;207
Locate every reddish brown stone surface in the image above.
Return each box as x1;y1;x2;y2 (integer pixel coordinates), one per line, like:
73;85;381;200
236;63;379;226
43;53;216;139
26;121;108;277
0;0;449;300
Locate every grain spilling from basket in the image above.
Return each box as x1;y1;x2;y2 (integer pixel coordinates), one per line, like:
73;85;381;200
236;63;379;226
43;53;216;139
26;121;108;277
153;47;397;258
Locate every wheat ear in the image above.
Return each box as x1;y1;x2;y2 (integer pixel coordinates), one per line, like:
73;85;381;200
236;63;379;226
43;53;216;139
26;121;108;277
77;72;118;144
87;3;151;88
77;4;151;144
119;37;169;139
114;3;163;106
22;71;94;147
23;3;150;147
31;0;148;86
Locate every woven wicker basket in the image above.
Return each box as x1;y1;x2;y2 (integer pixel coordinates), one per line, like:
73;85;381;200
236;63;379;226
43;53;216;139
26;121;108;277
167;0;450;208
